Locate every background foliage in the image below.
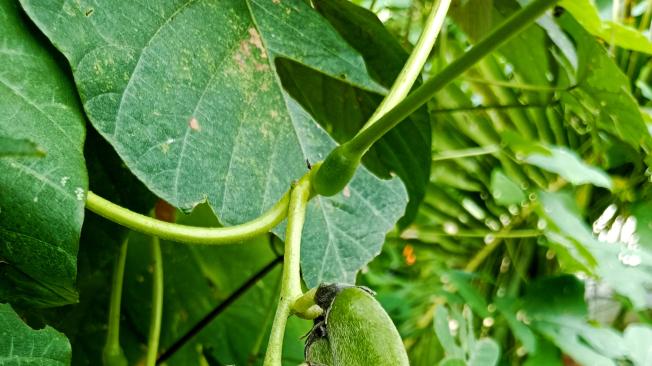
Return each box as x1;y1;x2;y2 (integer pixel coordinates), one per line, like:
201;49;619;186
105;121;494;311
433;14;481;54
2;0;652;365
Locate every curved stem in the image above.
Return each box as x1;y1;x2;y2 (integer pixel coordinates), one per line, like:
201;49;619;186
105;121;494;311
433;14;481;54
263;177;311;366
146;235;164;366
103;237;129;366
346;0;559;156
363;0;452;129
86;191;289;245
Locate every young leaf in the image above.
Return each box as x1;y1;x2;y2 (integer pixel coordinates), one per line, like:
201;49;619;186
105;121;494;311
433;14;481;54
0;0;87;307
0;302;71;365
20;0;407;286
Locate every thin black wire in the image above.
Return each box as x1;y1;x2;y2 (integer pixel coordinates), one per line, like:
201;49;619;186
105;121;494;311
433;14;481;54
156;255;283;364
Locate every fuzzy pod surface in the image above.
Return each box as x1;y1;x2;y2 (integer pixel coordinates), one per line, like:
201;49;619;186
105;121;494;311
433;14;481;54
305;285;409;366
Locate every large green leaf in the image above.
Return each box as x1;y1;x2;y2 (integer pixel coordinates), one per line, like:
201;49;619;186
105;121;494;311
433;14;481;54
20;0;407;286
0;303;71;365
0;0;87;307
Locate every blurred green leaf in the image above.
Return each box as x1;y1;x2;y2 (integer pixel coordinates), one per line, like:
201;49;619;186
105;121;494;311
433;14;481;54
631;200;652;251
468;338;500;366
624;324;652;365
539;191;652;309
434;305;464;360
560;0;652;54
445;271;490;317
495;297;537;353
524;146;612;189
521;276;626;366
490;169;526;206
439;357;467;366
560;15;652;152
523;338;563;366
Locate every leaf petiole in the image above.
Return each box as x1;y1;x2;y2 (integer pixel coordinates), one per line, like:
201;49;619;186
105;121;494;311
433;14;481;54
85;191;289;244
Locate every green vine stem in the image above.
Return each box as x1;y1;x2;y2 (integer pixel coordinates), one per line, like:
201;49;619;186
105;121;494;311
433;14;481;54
311;0;559;197
102;236;129;366
85;191;289;244
146;234;164;366
363;0;452;129
263;176;311;366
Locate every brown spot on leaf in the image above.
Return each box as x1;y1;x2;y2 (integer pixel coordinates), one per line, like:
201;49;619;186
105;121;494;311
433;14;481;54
189;117;200;131
343;185;351;198
248;28;267;59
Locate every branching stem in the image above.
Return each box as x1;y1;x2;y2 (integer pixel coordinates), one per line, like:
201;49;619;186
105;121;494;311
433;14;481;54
263;176;311;366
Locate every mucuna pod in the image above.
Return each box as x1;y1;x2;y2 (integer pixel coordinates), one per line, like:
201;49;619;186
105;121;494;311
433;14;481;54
304;284;410;366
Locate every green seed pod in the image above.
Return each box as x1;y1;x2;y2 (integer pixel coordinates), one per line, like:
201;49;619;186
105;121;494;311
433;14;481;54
311;145;361;197
304;284;410;366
